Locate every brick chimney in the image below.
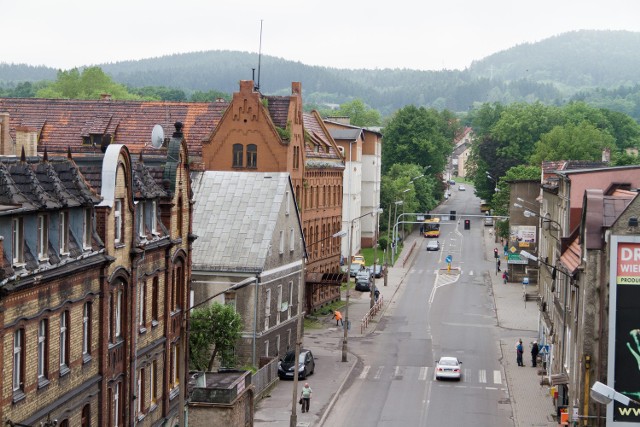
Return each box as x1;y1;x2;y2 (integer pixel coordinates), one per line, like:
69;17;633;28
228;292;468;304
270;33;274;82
602;147;611;163
0;112;14;156
15;126;38;157
100;93;112;101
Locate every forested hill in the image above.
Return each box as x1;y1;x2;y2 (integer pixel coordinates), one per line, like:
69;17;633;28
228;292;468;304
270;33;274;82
1;30;640;116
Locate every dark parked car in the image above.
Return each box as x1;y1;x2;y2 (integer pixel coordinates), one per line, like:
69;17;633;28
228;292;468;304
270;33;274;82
371;264;383;278
278;349;315;380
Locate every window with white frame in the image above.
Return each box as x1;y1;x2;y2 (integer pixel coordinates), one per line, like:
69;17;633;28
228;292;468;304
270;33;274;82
150;360;158;404
13;328;24;392
115;289;122;340
171;344;179;388
83;208;92;249
137;367;145;415
12;217;24;264
139;281;146;330
37;214;49;259
276;285;282;324
59;211;69;254
276;335;281;356
38;319;48;381
83;302;91;358
151;277;159;324
113;382;121;427
288;281;294;318
279;231;284;254
138;202;145;237
264;340;269;357
151;201;157;234
289;229;295;252
59;310;70;372
285;190;290;215
114;199;123;244
264;289;271;331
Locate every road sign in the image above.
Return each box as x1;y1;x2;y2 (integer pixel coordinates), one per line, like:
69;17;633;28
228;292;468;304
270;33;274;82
445;255;452;264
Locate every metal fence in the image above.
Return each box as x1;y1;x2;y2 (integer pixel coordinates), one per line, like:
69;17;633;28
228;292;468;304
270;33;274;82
252;357;279;401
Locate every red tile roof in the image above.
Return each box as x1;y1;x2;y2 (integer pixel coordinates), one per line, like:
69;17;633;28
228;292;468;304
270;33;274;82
0;98;228;160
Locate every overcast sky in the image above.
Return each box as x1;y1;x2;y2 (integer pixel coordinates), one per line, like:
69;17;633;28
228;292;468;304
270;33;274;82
3;0;640;71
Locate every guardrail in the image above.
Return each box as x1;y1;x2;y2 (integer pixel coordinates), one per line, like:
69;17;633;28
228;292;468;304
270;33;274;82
360;295;384;333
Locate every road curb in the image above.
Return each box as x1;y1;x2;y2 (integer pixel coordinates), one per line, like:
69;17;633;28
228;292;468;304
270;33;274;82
317;352;358;427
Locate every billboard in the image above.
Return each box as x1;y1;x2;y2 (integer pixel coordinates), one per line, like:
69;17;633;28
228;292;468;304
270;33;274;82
510;225;537;245
608;237;640;425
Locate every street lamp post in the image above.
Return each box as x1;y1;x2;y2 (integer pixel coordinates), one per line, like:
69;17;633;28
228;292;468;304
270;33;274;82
486;172;499;193
343;209;383;363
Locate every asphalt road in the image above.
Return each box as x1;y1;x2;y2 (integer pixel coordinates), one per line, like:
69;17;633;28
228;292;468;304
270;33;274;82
323;185;513;427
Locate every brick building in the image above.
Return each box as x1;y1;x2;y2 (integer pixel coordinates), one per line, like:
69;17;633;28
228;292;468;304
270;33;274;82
202;81;345;313
0;116;194;426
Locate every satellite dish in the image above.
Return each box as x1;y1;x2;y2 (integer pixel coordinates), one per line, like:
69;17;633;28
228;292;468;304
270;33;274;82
151;124;165;149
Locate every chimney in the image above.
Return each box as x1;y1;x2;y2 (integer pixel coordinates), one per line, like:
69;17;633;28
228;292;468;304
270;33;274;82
0;113;13;155
602;147;611;163
15;126;37;157
291;82;301;95
100;93;112;101
239;81;254;95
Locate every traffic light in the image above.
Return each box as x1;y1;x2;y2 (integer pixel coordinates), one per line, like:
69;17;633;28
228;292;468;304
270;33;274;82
464;219;470;230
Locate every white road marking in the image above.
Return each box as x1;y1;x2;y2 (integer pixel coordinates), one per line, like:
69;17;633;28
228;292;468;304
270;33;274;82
394;366;401;378
374;366;384;380
494;370;502;384
419;367;428;381
479;369;487;383
359;365;370;379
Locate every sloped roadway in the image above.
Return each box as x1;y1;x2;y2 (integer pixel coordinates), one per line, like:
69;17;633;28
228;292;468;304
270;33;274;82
323;188;513;426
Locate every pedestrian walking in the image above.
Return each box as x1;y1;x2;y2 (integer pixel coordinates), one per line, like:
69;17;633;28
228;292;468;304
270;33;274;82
333;310;343;326
496;258;501;274
502;271;509;284
516;339;524;366
374;288;380;302
531;341;539;367
300;382;312;413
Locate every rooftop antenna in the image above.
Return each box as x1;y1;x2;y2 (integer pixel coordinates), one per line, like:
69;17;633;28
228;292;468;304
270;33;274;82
255;19;263;91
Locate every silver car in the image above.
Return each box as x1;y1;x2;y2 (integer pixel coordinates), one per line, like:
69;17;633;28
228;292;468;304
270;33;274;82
435;356;462;380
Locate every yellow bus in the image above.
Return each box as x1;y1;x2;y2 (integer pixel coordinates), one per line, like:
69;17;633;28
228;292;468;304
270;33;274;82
423;217;441;238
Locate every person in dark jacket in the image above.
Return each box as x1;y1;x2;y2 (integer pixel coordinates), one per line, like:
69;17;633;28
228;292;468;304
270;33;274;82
516;339;524;366
531;341;539;367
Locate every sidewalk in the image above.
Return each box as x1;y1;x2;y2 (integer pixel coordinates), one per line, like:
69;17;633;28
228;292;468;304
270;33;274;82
255;228;556;426
484;229;557;427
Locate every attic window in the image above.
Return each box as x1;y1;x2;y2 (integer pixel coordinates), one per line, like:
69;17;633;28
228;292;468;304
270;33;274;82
83;134;103;146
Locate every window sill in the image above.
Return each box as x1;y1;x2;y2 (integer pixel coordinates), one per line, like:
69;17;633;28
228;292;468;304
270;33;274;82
151;320;159;328
82;354;92;364
37;377;50;390
114;243;125;249
169;386;180;400
38;256;50;262
12;390;26;404
138;326;147;335
60;365;70;377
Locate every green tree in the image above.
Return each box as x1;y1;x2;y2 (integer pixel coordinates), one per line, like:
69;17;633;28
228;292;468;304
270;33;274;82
328;99;382;127
190;89;231;102
36;66;141;100
382;105;457;176
530;121;616;164
189;302;243;371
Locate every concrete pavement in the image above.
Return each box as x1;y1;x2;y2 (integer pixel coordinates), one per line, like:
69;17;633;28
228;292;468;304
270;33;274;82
254;227;556;426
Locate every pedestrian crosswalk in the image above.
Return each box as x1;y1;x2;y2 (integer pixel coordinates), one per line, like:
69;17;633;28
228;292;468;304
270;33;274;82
357;365;505;388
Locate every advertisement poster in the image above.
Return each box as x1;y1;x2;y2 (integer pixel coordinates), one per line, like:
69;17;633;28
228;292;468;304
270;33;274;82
510;225;537;244
612;241;640;423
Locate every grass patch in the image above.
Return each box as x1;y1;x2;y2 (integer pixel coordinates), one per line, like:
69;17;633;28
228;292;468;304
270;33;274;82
303;317;325;329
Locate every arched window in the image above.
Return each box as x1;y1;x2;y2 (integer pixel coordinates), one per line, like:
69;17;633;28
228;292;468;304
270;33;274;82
247;144;257;168
232;144;243;168
81;404;90;427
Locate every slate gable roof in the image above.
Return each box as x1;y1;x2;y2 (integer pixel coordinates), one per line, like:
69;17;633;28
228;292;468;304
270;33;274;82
0;97;228;160
0;156;100;211
191;171;293;272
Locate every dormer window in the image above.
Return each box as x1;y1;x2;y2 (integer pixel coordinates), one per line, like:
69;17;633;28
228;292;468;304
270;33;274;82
114;200;123;245
150;201;157;234
37;214;49;260
83;208;92;249
59;211;69;254
12;217;24;265
138;202;145;238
